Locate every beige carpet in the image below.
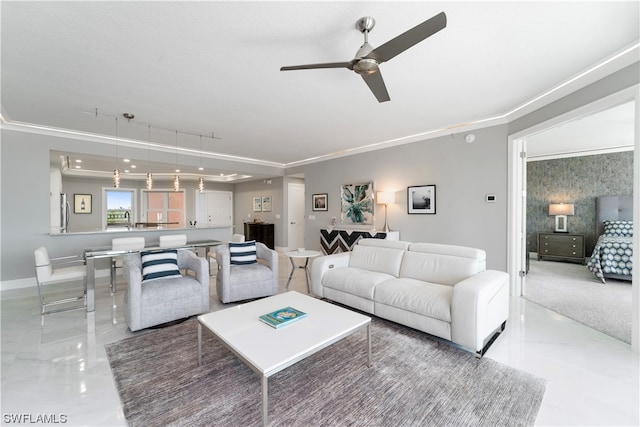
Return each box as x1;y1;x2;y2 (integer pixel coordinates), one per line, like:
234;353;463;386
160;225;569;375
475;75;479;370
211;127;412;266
106;316;546;427
524;258;632;344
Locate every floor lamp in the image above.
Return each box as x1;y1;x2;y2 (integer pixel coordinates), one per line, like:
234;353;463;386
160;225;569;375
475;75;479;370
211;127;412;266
377;191;396;233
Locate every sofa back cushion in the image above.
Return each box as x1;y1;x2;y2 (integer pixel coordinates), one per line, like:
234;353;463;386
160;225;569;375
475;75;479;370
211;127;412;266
349;244;405;277
357;238;412;250
401;243;486;285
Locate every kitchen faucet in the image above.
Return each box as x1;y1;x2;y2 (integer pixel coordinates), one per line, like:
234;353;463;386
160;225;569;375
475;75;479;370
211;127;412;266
124;211;131;230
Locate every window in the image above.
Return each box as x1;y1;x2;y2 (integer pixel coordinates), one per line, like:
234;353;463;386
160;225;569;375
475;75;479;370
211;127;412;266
104;189;136;229
142;190;185;228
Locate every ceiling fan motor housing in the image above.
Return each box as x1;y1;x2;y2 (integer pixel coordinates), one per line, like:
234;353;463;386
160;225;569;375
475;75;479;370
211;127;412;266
353;58;379;75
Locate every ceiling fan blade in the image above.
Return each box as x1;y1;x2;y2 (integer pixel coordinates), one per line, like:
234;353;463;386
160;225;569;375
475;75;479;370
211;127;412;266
280;61;354;71
368;12;446;63
362;71;390;103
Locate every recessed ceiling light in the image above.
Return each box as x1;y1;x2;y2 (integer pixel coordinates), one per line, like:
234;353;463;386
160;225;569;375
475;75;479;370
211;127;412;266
123;158;130;163
131;165;136;168
75;165;81;169
75;159;82;163
198;167;204;171
176;169;180;173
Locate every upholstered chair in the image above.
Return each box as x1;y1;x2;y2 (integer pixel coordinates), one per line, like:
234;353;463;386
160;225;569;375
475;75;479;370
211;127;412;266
111;237;146;294
215;241;278;303
34;247;86;314
122;249;210;332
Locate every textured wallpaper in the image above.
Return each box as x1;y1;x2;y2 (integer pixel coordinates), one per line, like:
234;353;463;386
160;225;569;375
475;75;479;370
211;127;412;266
527;151;634;256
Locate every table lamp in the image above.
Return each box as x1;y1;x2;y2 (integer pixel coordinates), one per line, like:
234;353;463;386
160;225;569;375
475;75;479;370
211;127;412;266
377;191;396;233
548;203;574;233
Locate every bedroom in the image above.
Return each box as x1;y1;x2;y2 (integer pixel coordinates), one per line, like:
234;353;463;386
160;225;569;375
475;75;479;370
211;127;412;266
524;100;634;343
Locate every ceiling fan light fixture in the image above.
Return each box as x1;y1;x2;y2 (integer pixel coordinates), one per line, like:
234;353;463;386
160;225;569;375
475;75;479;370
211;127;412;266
353;59;379;75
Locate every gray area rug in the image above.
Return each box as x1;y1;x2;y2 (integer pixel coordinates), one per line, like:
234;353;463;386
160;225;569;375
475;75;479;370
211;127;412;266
524;259;632;344
106;316;546;427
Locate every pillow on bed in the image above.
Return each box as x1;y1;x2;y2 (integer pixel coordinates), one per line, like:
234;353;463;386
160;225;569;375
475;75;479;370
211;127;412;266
602;220;633;237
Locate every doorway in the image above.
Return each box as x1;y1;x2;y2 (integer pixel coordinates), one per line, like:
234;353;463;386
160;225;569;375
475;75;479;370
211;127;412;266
287;182;305;251
508;86;639;352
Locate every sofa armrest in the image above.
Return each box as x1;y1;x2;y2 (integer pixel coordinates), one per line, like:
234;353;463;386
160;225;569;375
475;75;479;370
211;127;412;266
310;252;351;298
450;269;509;352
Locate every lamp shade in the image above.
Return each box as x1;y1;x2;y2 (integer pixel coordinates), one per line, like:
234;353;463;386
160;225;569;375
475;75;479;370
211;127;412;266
377;191;396;205
549;203;574;216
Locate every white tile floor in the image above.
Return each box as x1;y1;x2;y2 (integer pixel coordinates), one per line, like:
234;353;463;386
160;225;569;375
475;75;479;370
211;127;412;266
1;254;639;426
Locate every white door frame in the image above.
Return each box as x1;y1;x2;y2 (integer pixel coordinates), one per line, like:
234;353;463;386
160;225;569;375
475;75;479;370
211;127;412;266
507;85;640;352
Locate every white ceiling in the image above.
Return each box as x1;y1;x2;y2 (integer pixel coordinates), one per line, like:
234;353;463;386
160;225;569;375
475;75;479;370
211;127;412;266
2;1;639;173
526;100;636;159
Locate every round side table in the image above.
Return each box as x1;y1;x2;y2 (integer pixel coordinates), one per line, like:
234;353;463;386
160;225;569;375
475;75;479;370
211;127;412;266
284;250;321;293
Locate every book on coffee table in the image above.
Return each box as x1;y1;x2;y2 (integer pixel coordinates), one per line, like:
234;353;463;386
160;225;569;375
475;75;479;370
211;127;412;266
259;306;307;329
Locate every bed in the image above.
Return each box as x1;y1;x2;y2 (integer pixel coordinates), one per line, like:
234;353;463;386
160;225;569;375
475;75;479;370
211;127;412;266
586;196;633;283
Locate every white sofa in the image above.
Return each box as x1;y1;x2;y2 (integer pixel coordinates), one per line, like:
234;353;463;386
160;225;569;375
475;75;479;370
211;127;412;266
310;239;509;355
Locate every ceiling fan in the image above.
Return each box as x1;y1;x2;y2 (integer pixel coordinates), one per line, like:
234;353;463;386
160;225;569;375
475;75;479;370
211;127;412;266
280;12;447;103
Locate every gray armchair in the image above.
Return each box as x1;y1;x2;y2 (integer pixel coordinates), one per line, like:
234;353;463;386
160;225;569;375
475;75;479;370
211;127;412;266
215;241;278;303
123;249;210;332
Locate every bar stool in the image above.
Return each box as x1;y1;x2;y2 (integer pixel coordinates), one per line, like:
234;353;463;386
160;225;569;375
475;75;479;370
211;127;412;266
34;247;87;315
111;237;145;294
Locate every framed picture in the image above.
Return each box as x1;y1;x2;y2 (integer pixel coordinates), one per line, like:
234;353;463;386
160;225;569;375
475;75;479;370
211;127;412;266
74;194;92;214
312;193;328;211
261;196;272;212
253;197;262;212
341;182;374;225
407;185;436;214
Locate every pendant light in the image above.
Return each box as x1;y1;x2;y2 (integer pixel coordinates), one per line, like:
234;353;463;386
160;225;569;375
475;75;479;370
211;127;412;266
174;130;180;191
146;125;153;190
198;135;205;192
113;117;120;188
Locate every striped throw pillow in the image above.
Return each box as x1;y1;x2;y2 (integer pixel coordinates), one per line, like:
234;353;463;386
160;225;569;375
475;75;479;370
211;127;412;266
141;249;181;282
229;241;257;265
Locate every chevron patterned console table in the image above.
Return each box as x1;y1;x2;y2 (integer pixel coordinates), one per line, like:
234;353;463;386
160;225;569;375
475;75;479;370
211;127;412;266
320;229;400;255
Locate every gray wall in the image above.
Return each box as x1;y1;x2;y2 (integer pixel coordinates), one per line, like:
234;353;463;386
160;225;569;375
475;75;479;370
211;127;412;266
233;177;286;247
295;125;509;271
527;151;634;255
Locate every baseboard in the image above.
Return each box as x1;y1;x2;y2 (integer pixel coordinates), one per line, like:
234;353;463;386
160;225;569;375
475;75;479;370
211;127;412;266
1;268;111;292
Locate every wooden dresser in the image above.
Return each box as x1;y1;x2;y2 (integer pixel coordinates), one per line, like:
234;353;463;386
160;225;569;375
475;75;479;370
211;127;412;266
537;233;585;264
244;222;274;249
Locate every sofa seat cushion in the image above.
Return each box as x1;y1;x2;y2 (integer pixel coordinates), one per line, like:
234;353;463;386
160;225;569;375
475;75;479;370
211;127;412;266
375;278;452;323
322;267;395;300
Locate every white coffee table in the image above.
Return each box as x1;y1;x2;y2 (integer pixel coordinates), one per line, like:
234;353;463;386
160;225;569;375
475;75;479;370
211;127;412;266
284;249;321;292
197;291;371;426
